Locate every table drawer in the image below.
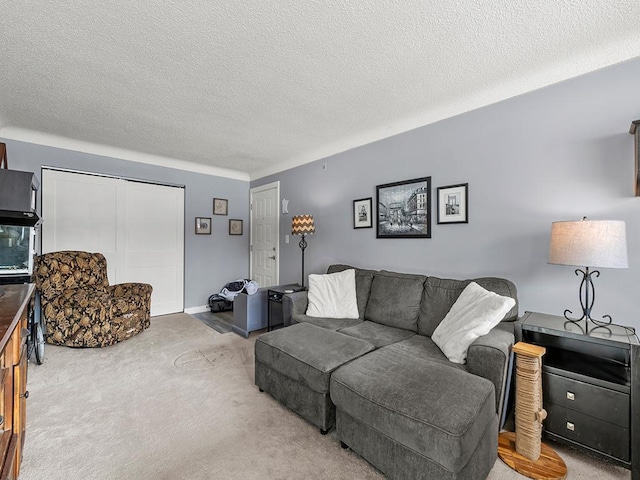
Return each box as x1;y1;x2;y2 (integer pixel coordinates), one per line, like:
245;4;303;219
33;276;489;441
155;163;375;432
544;371;629;427
545;403;629;461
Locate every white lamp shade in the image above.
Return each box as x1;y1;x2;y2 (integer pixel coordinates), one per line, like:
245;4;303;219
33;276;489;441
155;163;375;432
549;219;628;269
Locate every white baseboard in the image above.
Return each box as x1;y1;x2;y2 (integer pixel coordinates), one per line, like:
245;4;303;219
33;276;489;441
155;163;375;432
184;305;210;314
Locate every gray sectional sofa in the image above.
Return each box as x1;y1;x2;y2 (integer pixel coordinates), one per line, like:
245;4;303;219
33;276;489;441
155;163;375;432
255;264;518;480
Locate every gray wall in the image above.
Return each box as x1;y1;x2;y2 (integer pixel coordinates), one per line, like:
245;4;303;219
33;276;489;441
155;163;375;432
254;57;640;331
1;138;250;310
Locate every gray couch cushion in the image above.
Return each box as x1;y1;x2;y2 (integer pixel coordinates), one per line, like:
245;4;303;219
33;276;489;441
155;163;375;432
255;322;374;393
327;264;376;319
330;348;496;472
364;270;426;331
381;334;466;371
418;276;518;336
291;314;362;331
338;321;416;348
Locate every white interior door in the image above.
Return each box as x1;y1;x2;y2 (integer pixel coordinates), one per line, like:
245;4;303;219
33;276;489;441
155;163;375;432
250;182;279;287
42;169;184;316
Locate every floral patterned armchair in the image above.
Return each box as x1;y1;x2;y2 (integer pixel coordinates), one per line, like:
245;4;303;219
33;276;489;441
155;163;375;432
33;251;153;348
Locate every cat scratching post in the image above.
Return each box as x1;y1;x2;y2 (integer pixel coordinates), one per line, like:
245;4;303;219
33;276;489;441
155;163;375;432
498;342;567;480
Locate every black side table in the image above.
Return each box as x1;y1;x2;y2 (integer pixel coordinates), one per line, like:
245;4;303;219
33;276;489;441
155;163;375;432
267;284;305;331
516;311;640;479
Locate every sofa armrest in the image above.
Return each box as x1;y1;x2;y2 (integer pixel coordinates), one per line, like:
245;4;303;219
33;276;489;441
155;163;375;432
282;290;308;326
466;323;515;416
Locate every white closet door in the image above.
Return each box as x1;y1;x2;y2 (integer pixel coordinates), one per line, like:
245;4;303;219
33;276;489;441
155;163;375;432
123;181;184;316
42;170;125;282
42;169;184;316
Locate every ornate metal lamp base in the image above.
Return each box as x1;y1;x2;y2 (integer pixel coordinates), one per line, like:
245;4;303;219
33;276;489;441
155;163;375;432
564;266;614;335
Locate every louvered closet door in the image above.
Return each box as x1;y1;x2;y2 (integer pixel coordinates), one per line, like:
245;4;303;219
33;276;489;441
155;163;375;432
42;169;184;316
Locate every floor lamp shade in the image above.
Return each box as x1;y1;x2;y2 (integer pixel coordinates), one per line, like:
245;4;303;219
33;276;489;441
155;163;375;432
291;215;315;236
292;215;315;287
549;219;628;269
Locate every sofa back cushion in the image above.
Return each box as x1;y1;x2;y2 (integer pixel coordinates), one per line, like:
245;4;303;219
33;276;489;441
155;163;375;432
327;264;376;319
418;276;518;336
364;270;426;331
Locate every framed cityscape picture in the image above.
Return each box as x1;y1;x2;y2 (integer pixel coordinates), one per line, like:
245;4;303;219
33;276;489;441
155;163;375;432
353;197;373;229
376;177;431;238
437;183;468;224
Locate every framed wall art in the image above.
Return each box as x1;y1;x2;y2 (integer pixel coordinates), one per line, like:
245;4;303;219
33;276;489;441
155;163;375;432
195;217;212;235
437;183;468;224
229;219;243;235
376;177;431;238
353;197;373;229
213;198;228;215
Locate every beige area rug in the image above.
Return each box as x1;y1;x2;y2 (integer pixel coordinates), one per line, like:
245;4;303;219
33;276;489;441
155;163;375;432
20;314;630;480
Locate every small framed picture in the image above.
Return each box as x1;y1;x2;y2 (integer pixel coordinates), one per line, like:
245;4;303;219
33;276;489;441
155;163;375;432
437;183;468;224
195;217;212;235
353;197;373;229
229;219;243;235
213;198;228;215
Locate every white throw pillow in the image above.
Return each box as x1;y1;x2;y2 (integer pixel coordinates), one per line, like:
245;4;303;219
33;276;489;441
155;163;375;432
432;282;516;364
306;269;359;319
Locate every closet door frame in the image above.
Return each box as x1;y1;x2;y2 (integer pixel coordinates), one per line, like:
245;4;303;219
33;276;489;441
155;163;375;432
41;167;185;316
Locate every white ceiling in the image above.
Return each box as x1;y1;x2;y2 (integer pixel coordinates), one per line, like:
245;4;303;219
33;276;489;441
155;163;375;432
1;1;640;181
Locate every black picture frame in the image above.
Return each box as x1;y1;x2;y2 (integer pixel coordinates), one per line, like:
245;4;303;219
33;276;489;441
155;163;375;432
376;177;431;238
213;198;228;215
195;217;211;235
229;219;243;235
437;183;468;224
353;197;373;229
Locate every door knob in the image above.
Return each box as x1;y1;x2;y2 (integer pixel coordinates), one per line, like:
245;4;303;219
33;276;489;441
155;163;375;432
268;255;276;260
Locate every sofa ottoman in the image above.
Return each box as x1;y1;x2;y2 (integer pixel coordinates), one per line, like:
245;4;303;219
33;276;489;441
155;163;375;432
331;348;498;480
255;322;375;433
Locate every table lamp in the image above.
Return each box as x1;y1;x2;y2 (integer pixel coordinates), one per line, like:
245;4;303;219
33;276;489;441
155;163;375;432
291;214;315;287
549;217;628;333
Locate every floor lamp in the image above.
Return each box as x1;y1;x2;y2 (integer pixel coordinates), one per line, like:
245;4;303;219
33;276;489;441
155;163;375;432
291;215;315;287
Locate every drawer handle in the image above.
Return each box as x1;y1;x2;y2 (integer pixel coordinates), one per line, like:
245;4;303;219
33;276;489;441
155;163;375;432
566;421;575;431
566;391;575;401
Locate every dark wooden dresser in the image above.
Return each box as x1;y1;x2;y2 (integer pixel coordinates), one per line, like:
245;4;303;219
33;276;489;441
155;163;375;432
0;284;34;479
517;311;639;479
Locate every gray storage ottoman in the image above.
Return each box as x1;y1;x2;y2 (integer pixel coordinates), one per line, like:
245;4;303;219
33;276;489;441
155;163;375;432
331;348;498;480
255;322;375;433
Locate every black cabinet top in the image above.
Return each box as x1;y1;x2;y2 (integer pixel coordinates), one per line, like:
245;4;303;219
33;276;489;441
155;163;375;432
520;311;639;348
267;284;305;295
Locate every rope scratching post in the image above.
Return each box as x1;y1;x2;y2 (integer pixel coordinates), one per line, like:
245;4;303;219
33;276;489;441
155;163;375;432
498;342;567;480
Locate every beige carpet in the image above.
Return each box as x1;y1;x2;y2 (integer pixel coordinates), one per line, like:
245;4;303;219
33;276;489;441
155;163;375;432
20;314;630;479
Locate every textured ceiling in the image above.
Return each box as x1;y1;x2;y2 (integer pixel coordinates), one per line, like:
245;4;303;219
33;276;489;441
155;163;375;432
1;1;640;180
